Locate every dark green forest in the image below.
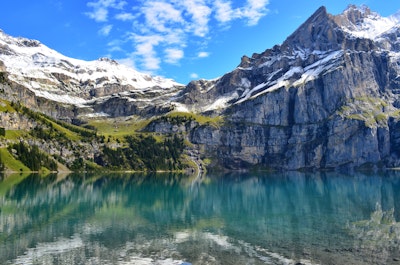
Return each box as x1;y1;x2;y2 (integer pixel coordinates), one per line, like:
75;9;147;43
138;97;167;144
0;154;4;172
95;134;185;171
1;99;191;172
8;141;58;171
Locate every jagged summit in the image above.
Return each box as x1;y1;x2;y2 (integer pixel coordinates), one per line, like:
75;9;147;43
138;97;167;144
273;4;400;54
336;4;400;40
175;4;400;120
281;6;340;52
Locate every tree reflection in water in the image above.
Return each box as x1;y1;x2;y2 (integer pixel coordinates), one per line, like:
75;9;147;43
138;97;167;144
0;171;399;265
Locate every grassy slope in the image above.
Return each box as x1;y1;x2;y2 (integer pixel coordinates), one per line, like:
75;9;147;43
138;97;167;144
0;148;30;172
87;117;151;139
1;96;219;172
166;111;223;126
45;118;81;141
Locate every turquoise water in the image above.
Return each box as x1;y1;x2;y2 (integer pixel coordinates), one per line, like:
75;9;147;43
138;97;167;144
0;171;399;265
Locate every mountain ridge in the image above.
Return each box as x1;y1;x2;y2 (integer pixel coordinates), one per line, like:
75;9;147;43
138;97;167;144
2;5;400;171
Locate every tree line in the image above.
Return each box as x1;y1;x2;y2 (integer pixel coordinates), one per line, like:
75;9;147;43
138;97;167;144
94;134;185;171
8;141;58;171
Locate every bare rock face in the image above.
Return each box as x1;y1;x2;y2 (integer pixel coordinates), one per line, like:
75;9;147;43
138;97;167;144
184;5;400;170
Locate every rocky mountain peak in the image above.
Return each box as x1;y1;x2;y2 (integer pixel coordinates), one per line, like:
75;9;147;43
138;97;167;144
333;4;376;31
280;6;342;52
334;4;399;41
98;57;119;65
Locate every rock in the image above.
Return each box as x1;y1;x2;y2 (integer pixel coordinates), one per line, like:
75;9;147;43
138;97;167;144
182;6;400;170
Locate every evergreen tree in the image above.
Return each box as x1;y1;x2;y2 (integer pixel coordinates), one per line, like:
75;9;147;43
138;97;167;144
9;142;58;171
0;154;4;172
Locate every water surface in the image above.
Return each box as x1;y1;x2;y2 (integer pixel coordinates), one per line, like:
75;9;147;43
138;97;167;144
0;171;399;265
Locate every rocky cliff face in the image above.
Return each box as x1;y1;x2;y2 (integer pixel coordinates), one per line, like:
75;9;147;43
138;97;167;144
1;5;400;171
176;5;400;170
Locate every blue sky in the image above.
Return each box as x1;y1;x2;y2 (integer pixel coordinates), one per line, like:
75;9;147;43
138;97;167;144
1;0;399;84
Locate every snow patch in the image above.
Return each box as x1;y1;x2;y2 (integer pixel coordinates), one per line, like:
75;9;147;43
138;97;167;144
33;89;88;107
172;102;190;113
293;50;343;86
240;78;251;88
235;50;343;104
84;112;110;118
203;92;239;112
283;66;303;79
341;11;400;40
237;66;253;71
236;82;267;104
251;80;289;100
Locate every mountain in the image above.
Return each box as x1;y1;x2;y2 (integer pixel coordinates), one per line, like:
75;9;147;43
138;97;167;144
1;5;400;171
0;29;183;121
170;5;400;170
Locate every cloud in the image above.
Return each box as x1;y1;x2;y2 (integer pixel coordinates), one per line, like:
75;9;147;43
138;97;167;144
214;0;269;25
165;48;184;64
241;0;270;26
181;0;212;37
117;57;136;69
141;1;184;33
107;39;125;52
198;51;210;58
86;6;108;22
85;0;270;74
115;12;135;21
99;24;113;36
190;73;199;79
214;0;234;23
132;34;163;70
86;0;127;22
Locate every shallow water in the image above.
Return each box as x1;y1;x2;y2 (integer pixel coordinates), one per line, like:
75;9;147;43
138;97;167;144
0;171;399;265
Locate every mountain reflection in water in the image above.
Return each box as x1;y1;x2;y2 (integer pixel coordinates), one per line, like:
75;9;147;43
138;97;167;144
0;171;399;265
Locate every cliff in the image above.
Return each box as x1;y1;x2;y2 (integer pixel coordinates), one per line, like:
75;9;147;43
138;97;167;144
170;5;400;170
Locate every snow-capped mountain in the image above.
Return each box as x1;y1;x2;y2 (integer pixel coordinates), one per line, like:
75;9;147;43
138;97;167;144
0;29;183;118
1;4;399;118
336;5;400;40
176;5;400;113
2;5;400;171
171;5;400;170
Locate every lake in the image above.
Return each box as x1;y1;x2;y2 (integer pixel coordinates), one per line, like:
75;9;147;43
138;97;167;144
0;171;399;265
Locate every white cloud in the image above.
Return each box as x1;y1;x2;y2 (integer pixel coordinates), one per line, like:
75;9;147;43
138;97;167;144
165;48;184;64
86;0;127;22
86;6;108;22
99;24;113;36
198;51;210;58
107;39;124;52
241;0;270;26
85;0;270;73
141;1;184;33
132;34;163;70
117;57;136;69
181;0;212;37
190;73;199;79
214;0;269;25
115;12;135;21
214;0;234;23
